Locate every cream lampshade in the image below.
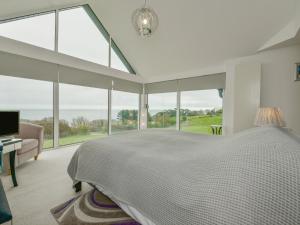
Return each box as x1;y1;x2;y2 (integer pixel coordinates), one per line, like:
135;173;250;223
254;107;286;127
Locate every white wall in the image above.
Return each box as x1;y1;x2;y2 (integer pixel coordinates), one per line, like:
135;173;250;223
224;44;300;134
223;62;261;135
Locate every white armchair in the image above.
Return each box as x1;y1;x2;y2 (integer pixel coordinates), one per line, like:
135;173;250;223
3;122;44;172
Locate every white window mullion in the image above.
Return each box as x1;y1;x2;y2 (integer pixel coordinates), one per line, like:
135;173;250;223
54;9;59;52
53;80;59;148
108;88;112;135
108;36;112;68
176;90;181;131
139;84;148;130
138;93;141;130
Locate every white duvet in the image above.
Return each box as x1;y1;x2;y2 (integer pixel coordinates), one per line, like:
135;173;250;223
68;127;300;225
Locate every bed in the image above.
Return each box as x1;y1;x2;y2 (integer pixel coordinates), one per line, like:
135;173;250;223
68;127;300;225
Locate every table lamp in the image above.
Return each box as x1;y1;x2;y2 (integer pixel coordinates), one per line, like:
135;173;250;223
254;107;286;127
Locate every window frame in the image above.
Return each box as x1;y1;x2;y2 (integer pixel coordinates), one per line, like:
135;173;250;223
111;90;140;133
146;89;224;133
147;92;178;129
58;82;109;146
0;75;55;149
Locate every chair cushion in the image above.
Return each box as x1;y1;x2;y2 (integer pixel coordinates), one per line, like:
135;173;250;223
17;139;38;155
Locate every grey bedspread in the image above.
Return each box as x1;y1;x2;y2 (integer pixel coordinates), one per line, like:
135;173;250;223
68;127;300;225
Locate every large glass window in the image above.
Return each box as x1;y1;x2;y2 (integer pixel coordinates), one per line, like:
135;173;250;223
0;75;54;148
0;12;55;50
58;7;109;66
112;91;139;133
148;92;177;128
180;89;223;134
59;84;108;146
0;5;135;74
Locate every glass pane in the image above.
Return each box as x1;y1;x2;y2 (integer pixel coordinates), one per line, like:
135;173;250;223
0;13;55;50
111;47;129;73
180;89;223;135
0;75;53;148
58;7;109;66
148;92;177;128
112;91;139;133
59;83;108;146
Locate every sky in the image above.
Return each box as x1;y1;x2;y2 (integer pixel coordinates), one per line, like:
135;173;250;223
0;76;139;110
148;90;222;111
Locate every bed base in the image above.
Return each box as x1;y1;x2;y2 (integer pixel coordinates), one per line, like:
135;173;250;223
73;182;82;193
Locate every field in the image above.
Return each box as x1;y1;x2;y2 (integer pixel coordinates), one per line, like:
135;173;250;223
42;114;223;149
181;115;222;134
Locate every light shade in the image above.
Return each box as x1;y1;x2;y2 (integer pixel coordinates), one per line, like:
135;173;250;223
132;6;158;37
254;107;286;127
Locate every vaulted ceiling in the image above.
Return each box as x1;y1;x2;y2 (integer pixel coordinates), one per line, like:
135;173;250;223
0;0;297;82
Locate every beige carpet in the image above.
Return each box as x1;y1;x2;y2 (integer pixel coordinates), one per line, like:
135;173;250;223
1;145;91;225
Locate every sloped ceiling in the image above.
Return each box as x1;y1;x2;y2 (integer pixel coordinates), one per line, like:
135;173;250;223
88;0;296;82
0;0;297;82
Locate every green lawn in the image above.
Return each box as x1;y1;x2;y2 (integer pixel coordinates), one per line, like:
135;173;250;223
43;132;107;149
181;115;222;135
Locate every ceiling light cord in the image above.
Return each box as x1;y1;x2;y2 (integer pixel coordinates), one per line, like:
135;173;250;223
143;0;149;8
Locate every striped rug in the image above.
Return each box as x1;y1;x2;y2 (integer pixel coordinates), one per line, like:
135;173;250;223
50;189;141;225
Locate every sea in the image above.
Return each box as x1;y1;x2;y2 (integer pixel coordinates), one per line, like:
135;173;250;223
21;109;124;122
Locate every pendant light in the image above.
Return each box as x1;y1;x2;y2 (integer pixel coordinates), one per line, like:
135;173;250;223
132;0;158;37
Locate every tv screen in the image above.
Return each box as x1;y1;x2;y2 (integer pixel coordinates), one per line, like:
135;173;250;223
0;111;19;136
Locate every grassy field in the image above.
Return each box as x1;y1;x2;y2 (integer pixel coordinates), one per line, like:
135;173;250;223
181;115;222;135
43;132;107;149
43;115;222;149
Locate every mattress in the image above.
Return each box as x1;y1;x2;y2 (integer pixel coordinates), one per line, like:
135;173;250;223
68;127;300;225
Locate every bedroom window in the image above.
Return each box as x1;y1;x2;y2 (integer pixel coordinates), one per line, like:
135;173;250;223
0;12;55;50
147;92;177;128
58;6;109;66
180;89;223;135
59;83;108;146
0;5;135;74
111;90;139;133
0;75;54;148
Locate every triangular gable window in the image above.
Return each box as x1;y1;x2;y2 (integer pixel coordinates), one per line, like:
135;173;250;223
0;5;135;74
83;5;135;73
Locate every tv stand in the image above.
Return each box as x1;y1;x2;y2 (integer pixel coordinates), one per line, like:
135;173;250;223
1;138;13;143
0;136;14;143
1;139;22;187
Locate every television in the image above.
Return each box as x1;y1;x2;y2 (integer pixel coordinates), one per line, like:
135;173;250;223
0;111;20;138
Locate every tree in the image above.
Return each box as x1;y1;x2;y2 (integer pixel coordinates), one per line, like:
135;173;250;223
117;110;138;122
71;117;90;134
33;117;53;139
59;119;72;137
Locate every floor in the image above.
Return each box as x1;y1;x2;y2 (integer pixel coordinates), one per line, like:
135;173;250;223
1;145;91;225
